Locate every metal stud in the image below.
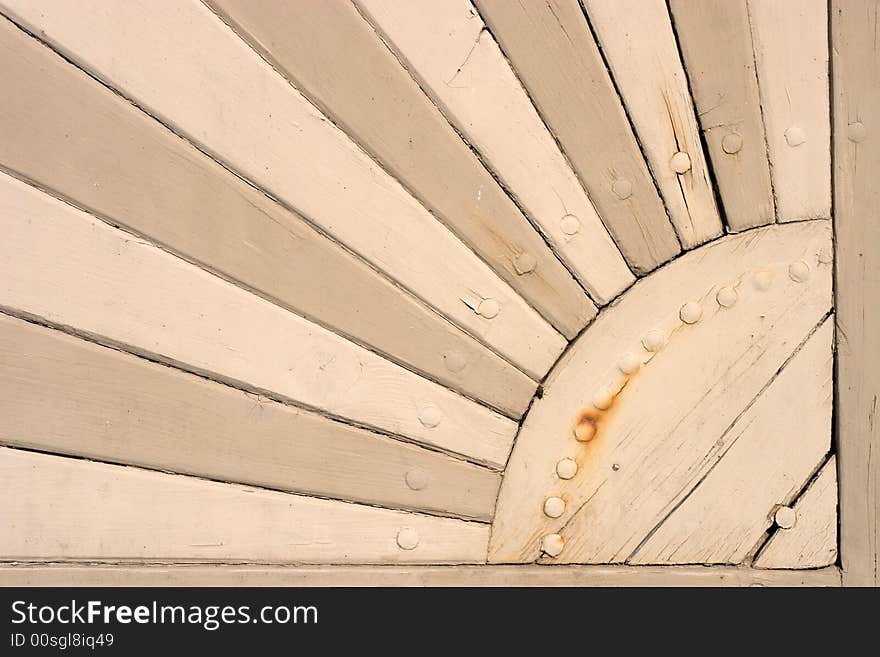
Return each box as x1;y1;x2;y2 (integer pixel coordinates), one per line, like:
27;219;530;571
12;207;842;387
477;298;501;319
617;352;642;375
592;387;615;411
612;179;633;200
721;133;743;154
774;506;797;530
560;214;581;236
679;301;703;325
788;260;811;283
573;420;596;443
442;351;467;373
556;458;578;480
514;252;537;275
670;151;692;174
753;270;774;291
642;329;666;352
405;468;430;491
418;405;443;428
543;496;566;518
396;528;420;550
784;126;806;147
716;286;738;308
540;533;565;557
847;121;867;143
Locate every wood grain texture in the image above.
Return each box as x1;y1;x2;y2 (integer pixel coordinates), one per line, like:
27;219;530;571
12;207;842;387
0;17;535;418
755;456;838;569
832;0;880;587
748;0;831;222
0;448;489;563
630;318;833;564
355;0;634;305
668;0;775;232
490;222;832;563
475;0;681;274
0;313;500;521
0;2;568;377
583;0;722;248
0;173;516;468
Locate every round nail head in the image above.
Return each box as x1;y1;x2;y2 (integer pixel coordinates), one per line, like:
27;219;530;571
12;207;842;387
848;121;867;143
716;286;738;308
514;252;537;274
556;458;578;480
789;260;810;283
680;301;703;325
612;179;633;200
817;249;833;265
618;351;642;375
785;126;806;147
574;420;596;442
722;133;743;154
543;496;566;518
442;351;467;373
774;506;797;529
405;468;430;491
560;214;580;236
396;528;420;550
541;533;565;557
670;151;692;174
477;298;501;319
592;387;615;411
753;270;774;291
418;405;443;428
642;329;666;352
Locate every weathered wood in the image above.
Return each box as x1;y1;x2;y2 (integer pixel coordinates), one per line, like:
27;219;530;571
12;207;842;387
0;313;501;521
748;0;831;222
0;17;535;418
832;0;880;587
0;2;568;376
583;0;722;248
475;0;681;274
0;173;516;467
0;448;489;563
630;318;833;564
754;456;838;569
490;221;832;563
355;0;634;305
668;0;775;232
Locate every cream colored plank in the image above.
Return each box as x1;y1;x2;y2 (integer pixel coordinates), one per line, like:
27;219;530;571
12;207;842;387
584;0;722;249
0;19;534;418
630;319;833;564
0;173;515;468
206;0;594;336
0;314;500;521
748;0;831;221
833;0;880;588
668;0;775;232
355;0;633;305
0;2;566;377
0;449;488;563
755;457;838;569
489;221;832;563
475;0;681;274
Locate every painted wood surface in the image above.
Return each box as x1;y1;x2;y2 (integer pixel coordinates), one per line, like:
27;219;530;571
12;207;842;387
668;0;775;232
754;457;838;569
748;0;831;222
0;17;534;418
475;0;681;274
630;318;833;564
0;314;500;521
0;173;516;468
355;0;633;305
490;222;832;563
0;2;568;377
584;0;722;249
0;448;489;563
832;0;880;587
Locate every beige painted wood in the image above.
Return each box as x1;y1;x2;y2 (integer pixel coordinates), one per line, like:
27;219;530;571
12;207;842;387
490;221;832;563
748;0;831;222
0;564;841;587
0;19;534;418
755;457;838;569
832;0;880;587
0;173;516;468
583;0;722;249
355;0;633;305
206;0;594;336
0;448;489;563
475;0;681;274
0;2;567;377
0;313;500;521
630;318;833;564
668;0;775;232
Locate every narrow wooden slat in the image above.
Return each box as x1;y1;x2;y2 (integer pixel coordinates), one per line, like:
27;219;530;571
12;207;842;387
354;0;633;305
583;0;722;249
489;221;832;563
0;2;567;377
475;0;681;274
748;0;831;222
0;314;500;521
0;173;516;468
630;318;833;564
0;18;534;418
668;0;775;232
0;449;489;563
832;0;880;587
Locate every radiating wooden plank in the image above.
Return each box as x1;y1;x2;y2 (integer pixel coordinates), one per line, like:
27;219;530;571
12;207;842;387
0;449;489;563
0;3;567;376
489;221;832;563
630;318;833;564
0;18;534;418
748;0;831;222
583;0;722;249
832;0;880;587
354;0;633;305
0;173;516;468
0;314;501;521
475;0;681;274
754;457;838;569
668;0;775;232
